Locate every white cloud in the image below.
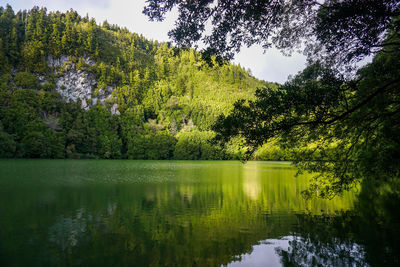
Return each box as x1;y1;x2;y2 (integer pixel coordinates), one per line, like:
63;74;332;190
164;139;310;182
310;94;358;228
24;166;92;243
234;46;306;84
5;0;306;83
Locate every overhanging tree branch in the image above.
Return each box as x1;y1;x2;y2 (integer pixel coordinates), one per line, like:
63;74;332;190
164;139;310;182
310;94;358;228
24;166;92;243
288;78;400;127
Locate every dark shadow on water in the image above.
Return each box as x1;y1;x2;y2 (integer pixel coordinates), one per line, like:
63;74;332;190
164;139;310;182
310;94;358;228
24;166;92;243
275;179;400;267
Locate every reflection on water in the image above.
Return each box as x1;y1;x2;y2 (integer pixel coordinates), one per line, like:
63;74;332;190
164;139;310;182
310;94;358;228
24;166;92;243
275;215;368;267
229;237;292;267
242;164;262;200
0;160;398;266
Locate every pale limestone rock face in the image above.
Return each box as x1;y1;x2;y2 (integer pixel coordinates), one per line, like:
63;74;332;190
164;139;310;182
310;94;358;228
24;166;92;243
46;55;118;113
111;103;120;115
47;55;70;68
54;70;96;109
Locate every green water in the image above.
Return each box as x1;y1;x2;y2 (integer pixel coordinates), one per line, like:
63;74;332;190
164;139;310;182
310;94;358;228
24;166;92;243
0;160;391;266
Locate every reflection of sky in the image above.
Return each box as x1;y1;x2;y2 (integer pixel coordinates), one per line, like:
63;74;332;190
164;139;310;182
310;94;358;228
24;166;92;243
7;0;307;84
228;237;292;267
228;236;367;266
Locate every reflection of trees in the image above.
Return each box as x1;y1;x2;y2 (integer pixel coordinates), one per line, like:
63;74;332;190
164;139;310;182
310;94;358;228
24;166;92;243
0;162;357;266
276;214;367;266
353;179;400;266
48;207;113;252
276;179;400;266
48;209;89;251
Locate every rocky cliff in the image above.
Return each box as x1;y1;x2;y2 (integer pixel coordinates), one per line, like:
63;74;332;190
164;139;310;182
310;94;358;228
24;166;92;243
42;55;119;114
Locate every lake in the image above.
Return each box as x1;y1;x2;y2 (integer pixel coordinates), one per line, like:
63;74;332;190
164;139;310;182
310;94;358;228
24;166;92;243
0;160;397;266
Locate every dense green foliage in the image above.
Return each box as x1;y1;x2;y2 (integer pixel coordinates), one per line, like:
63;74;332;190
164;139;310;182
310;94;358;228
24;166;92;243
0;5;273;159
213;7;400;197
215;46;400;197
145;0;400;197
144;0;398;62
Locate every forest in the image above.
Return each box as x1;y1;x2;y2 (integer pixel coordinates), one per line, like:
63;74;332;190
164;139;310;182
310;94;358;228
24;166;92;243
0;5;281;160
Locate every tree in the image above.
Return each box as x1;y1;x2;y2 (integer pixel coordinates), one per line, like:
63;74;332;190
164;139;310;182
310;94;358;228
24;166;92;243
14;72;39;89
144;0;400;196
0;121;15;157
215;50;400;197
49;21;62;57
174;130;223;160
21;130;48;158
143;0;399;63
21;40;46;72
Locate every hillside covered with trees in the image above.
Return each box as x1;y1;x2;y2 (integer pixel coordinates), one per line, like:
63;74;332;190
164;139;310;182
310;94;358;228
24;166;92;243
0;5;277;160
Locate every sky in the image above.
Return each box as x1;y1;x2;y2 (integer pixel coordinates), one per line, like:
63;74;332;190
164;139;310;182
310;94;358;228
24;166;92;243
4;0;307;84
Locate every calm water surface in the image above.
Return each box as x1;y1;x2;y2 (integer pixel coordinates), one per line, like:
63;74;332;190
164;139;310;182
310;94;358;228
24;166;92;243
0;160;383;266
